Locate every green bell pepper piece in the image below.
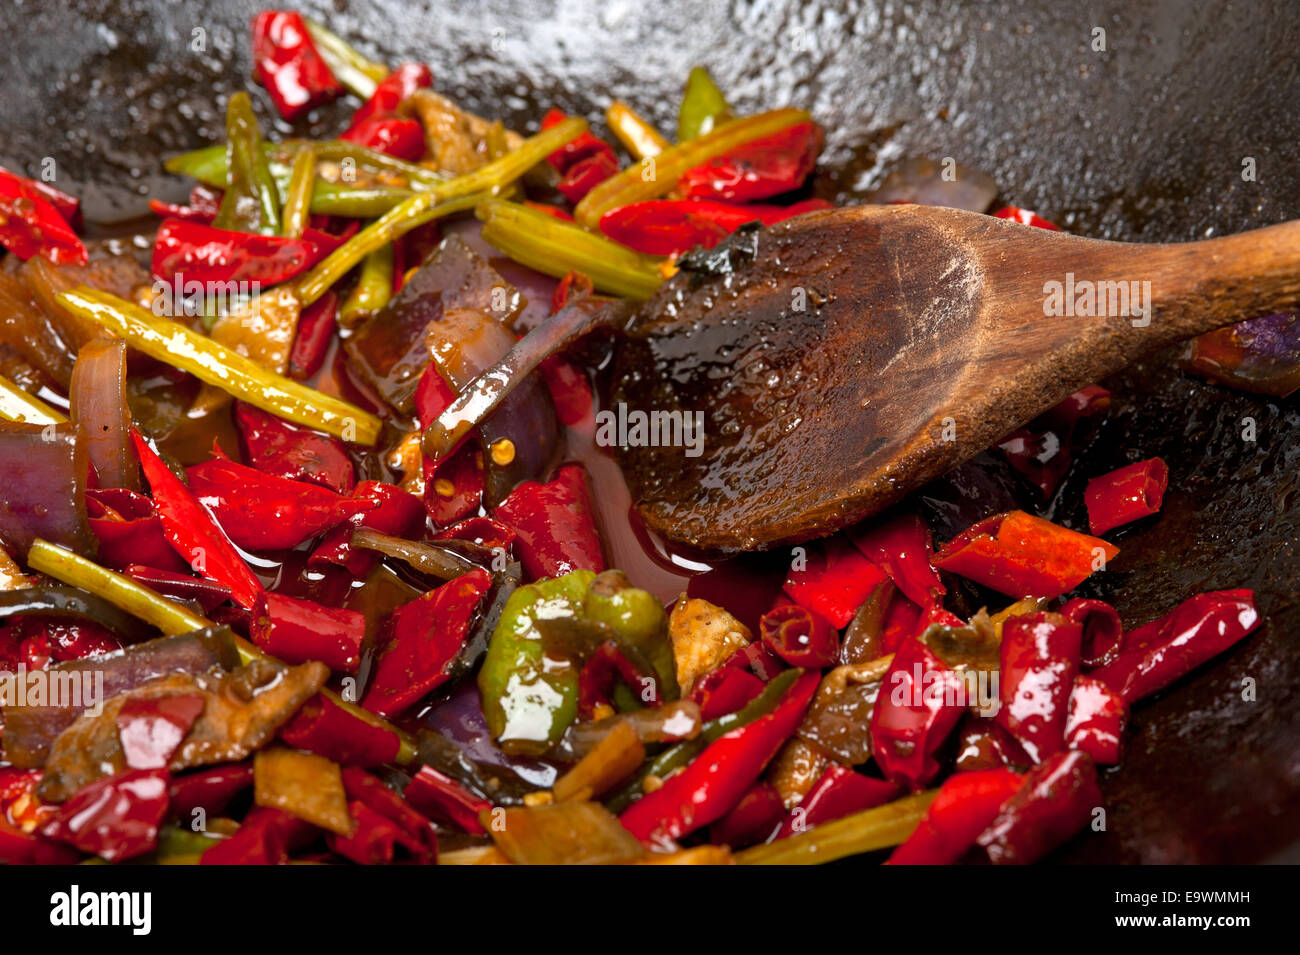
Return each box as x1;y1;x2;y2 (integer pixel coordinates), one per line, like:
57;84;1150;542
677;66;731;141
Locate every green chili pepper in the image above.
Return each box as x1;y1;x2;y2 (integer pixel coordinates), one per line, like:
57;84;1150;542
583;570;676;701
478;570;596;755
214;93;282;235
605;668;801;812
339;244;394;327
0;373;66;424
281;147;316;239
303;18;389;99
677;66;731;141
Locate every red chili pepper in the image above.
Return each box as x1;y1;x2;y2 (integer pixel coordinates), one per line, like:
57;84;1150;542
402;765;491;835
542;109;618;172
40;768;171;862
340;63;432;161
1091;589;1260;704
709;781;785;848
870;635;968;790
578;640;661;718
1060;597;1124;669
1;615;120;669
250;11;343;121
168;764;255;820
187;456;363;551
492;463;605;580
279;693;402;766
783;536;888;628
122;565;233;614
976;749;1101;864
149;184;223;225
848;511;945;610
253;592;366;673
235;402;355;495
331;768;438;864
620;670;819;846
759;603;839;667
0;167;82;227
433;516;518;553
287;291;340;382
678;121;824;202
599;197;832;256
116;694;206;770
995;612;1082;763
720;639;787;683
690;664;766;721
556;152;619;204
551;269;594;313
86;488;189;573
774;765;900;840
1064;675;1127;765
0;168;87;265
992;205;1060;230
933;510;1119;600
880;590;923;655
996;386;1111;499
539;357;594;426
1084;457;1169;535
151;219;322;287
131;430;264;610
887;767;1023;865
362;568;493;718
311;480;427;577
201;805;307;865
415;364;485;526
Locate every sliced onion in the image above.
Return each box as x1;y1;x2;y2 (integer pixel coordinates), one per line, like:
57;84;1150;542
69;338;139;491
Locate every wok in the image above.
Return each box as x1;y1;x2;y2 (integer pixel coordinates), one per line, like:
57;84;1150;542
2;0;1297;863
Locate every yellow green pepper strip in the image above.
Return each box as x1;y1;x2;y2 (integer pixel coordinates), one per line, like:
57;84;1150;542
606;101;670;160
303;18;389;99
477;199;664;300
169;140;446;191
573;107;811;229
281;147;316;239
28;539;418;764
0;374;67;424
339;244;394;327
734;790;938;865
677;66;731;141
294;117;589;306
56;288;382;445
214;92;282;236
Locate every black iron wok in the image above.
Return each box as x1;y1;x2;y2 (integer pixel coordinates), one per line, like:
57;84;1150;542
2;0;1297;863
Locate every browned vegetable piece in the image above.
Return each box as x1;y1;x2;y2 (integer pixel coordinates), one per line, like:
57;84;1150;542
486;802;645;865
254;746;354;835
191;286;304;416
21;250;150;353
767;737;831;809
840;577;894;664
795;655;894;766
344;235;522;413
667;596;752;695
552;720;645;802
37;659;328;801
0;270;74;388
408;90;522;175
637;845;734;865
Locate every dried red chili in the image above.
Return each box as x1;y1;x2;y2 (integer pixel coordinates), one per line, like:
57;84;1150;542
783;536;888;629
250;10;343;120
677;120;823;202
280;693;402;767
759;603;839;668
995;612;1082;763
773;764;899;840
1064;675;1127;765
976;749;1102;864
869;634;967;790
887;767;1023;865
493;464;605;580
0;167;87;265
341;63;432;161
253;592;366;673
1084;457;1169;535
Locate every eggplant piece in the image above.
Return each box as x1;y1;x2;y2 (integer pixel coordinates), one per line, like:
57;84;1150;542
344;235;523;414
0;584;156;645
0;420;96;557
1;625;239;768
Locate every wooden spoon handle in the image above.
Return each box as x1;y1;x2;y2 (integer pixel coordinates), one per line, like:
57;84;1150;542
1137;218;1300;344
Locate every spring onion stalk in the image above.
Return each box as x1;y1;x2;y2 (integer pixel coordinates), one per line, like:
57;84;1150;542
303;18;389;99
0;374;67;424
295;193;481;306
477;199;664;300
56;288;382;444
27;539;417;764
735;791;938;865
28;539;210;635
281;147;317;238
339;245;394;327
606;101;670;160
574;107;811;229
168;140;446;191
294;116;590;305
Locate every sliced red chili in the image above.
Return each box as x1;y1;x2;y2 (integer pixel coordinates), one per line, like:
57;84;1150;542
253;592;366;673
0;168;87;266
235;402;356;495
848;511;945;610
992;205;1060;230
1084;457;1169;535
40;768;171;862
783;536;888;629
869;634;967;790
759;603;839;668
86;488;189;574
976;749;1101;864
677;121;823;202
279;693;402;767
887;767;1023;865
250;10;343;121
773;765;899;840
995;612;1082;763
996;386;1111;499
492;463;605;580
1064;675;1127;765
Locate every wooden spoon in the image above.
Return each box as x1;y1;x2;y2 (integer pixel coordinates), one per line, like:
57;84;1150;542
605;204;1300;551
